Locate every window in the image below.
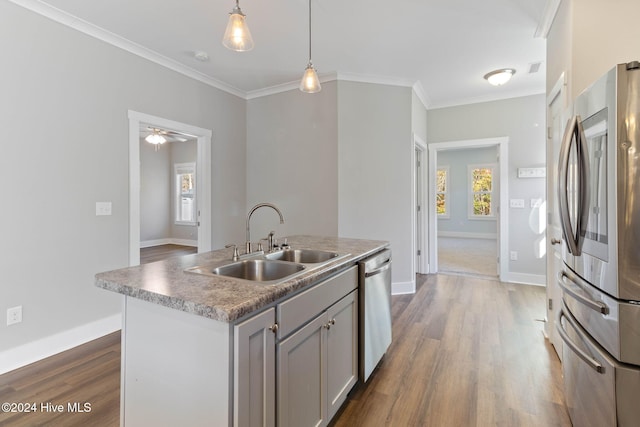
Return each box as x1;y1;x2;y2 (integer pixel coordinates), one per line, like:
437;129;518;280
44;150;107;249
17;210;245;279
468;164;495;218
175;163;196;225
436;166;449;218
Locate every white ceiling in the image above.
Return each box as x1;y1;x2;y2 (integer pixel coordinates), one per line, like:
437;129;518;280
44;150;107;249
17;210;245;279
27;0;549;108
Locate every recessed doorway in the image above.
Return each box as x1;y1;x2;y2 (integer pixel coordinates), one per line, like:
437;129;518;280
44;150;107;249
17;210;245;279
128;111;212;266
427;137;509;281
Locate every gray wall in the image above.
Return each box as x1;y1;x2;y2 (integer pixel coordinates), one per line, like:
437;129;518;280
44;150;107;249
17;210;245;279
428;94;547;279
140;139;198;244
338;81;414;289
412;91;427;142
141;138;171;242
246;81;415;290
437;147;498;236
246;82;339;242
0;2;246;356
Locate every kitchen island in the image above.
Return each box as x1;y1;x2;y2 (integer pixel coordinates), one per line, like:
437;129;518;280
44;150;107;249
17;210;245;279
95;235;389;427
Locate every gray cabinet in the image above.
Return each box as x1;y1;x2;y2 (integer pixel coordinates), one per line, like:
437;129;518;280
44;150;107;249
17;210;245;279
277;290;358;427
326;292;358;420
234;307;276;427
235;265;359;427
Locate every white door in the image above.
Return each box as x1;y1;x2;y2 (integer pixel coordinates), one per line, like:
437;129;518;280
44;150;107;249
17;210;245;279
545;77;567;358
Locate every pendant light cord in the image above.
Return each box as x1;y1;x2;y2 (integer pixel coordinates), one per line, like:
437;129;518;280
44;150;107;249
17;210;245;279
308;0;312;63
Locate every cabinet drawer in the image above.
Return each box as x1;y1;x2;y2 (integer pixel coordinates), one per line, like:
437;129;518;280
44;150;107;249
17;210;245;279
277;266;357;339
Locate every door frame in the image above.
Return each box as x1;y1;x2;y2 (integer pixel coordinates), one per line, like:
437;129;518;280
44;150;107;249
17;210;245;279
545;72;567;355
413;134;428;275
128;110;212;266
427;137;509;280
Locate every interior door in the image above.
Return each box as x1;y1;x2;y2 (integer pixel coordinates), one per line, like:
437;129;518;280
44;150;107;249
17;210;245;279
546;85;567;358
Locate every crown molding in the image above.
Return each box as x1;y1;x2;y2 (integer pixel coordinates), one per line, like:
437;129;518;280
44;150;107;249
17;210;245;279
9;0;246;99
412;81;430;109
427;87;546;110
245;72;339;100
336;72;416;88
534;0;562;39
12;0;434;104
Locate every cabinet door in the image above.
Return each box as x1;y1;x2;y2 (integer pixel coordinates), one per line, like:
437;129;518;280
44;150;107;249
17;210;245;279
326;290;358;420
234;308;276;427
278;313;327;427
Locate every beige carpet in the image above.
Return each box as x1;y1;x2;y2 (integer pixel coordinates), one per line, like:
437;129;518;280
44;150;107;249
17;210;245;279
438;237;498;277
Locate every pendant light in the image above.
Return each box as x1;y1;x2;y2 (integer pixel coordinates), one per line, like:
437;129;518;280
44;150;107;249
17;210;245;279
222;0;254;52
300;0;321;93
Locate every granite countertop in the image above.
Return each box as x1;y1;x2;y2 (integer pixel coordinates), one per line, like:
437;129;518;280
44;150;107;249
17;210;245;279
95;235;389;323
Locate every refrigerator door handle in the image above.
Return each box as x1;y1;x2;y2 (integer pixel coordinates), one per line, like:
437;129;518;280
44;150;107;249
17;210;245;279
556;305;604;373
558;116;580;255
557;115;590;256
558;271;609;315
576;117;590;252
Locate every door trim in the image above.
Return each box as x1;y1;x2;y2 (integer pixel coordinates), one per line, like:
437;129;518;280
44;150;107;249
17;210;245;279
413;134;428;276
427;137;509;280
128;110;212;266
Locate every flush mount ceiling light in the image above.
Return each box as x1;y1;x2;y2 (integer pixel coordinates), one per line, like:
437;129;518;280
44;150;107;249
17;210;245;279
300;0;321;93
483;68;516;86
222;0;254;52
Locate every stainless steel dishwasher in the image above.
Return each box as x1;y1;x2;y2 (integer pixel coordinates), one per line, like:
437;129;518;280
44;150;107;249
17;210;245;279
358;249;392;382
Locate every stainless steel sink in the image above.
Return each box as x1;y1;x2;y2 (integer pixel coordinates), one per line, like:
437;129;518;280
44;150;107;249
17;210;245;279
265;249;341;264
187;259;305;282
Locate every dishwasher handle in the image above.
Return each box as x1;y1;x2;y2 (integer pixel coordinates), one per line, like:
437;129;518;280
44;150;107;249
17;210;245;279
364;259;391;278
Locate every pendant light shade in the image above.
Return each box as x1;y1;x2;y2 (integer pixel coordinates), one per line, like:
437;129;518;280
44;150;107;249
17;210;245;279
300;0;321;93
222;0;254;52
300;62;321;93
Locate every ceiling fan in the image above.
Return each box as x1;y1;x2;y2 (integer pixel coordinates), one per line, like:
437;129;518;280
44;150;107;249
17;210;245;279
141;126;191;147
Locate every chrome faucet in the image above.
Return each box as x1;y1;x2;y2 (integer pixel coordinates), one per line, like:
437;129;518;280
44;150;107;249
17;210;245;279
246;203;285;253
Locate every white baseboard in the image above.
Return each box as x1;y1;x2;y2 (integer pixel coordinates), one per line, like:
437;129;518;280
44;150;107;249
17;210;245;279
392;280;416;295
438;231;497;239
0;314;122;375
141;238;198;248
503;272;546;287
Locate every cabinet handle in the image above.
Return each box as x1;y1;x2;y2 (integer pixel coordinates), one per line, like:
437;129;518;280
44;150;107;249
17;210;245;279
269;323;278;333
324;319;336;330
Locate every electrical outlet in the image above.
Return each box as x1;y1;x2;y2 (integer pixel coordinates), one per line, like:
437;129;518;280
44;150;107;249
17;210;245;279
530;198;543;208
96;202;112;216
7;306;22;326
510;251;518;261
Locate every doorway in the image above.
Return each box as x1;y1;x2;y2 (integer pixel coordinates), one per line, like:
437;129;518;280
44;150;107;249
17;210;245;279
128;111;212;266
427;137;509;280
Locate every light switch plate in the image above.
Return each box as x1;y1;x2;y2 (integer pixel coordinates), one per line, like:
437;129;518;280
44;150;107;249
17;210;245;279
509;199;525;208
517;167;546;178
96;202;112;216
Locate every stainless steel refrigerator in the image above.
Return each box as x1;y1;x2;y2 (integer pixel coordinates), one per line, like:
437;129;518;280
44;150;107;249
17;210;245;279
556;61;640;426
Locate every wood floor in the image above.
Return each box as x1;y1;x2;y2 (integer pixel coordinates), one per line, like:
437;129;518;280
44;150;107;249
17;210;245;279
331;274;570;427
0;331;120;427
0;274;570;426
140;244;197;264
